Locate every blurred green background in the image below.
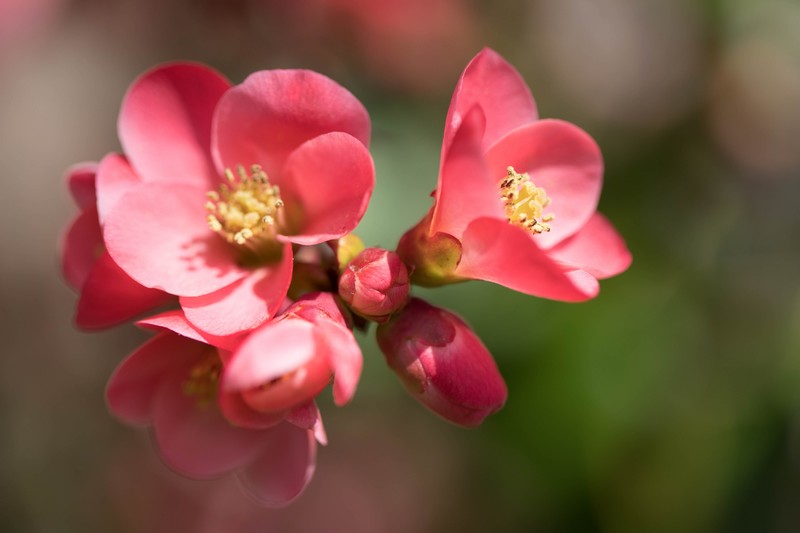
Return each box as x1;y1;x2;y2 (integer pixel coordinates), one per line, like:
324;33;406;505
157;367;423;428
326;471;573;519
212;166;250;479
1;0;799;531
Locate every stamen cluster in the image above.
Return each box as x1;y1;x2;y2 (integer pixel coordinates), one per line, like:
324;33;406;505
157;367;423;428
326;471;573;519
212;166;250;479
206;164;284;245
500;166;554;234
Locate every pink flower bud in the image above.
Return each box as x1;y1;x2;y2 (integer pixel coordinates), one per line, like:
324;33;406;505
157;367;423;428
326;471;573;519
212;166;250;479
338;247;410;322
376;298;507;428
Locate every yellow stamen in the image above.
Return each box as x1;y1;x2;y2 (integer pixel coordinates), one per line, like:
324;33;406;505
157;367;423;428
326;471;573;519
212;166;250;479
182;353;222;408
206;164;284;247
499;166;554;235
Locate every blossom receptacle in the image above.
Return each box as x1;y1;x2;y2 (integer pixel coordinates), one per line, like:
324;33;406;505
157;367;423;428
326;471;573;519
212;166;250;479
338;247;410;322
376;298;507;428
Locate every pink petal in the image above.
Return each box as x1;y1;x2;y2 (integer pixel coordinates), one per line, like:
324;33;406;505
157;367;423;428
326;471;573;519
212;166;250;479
95;153;141;225
104;182;248;296
443;48;538;155
315;321;362;406
181;243;293;336
456;217;599;301
430;106;499;239
76;252;173;330
485;119;604;248
119;62;230;188
548;213;632;279
105;332;201;426
66;162;97;209
285;401;330;446
213;69;370;179
60;207;102;290
279;132;374;245
218;389;285;430
237;423;317;507
137;310;244;351
152;362;265;479
222;319;318;392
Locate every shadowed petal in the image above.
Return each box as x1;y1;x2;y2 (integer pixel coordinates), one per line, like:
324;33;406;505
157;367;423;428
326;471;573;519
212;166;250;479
66;162;97;209
60;207;102;290
456;217;599;301
315;321;362;406
137;310;244;351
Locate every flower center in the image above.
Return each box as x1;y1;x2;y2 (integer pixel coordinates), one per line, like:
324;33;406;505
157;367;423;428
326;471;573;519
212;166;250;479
182;353;222;408
499;166;554;234
206;164;284;246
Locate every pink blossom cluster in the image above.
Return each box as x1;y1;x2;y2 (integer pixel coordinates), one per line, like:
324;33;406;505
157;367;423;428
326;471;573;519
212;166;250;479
60;49;630;505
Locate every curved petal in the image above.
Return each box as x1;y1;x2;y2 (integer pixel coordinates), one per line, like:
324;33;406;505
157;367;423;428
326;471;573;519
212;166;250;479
548;213;632;279
60;207;102;290
137;310;244;351
119;62;230;188
95;153;141;225
237;423;317;507
76;252;173;330
443;48;538;155
218;389;285;430
456;217;599;302
285;403;327;446
104;182;248;296
485;119;603;248
66;162;97;209
152;363;265;479
105;332;201;426
316;321;362;406
222;319;318;392
279;132;374;245
213;69;371;179
430;106;500;239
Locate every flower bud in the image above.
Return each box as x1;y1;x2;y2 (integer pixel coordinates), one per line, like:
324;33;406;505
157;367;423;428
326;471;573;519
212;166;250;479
338;247;410;322
376;298;507;428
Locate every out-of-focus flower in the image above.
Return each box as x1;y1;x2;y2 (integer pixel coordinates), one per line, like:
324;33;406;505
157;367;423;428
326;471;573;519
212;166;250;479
98;62;374;336
0;0;64;53
338;247;409;322
59;162;171;329
376;298;507;428
221;292;362;423
397;48;631;301
106;312;321;507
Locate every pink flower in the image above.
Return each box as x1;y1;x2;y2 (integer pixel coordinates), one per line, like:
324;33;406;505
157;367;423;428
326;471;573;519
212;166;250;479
376;298;507;428
59;161;171;329
221;292;362;423
100;62;374;336
106;311;324;507
338;247;410;322
397;49;631;301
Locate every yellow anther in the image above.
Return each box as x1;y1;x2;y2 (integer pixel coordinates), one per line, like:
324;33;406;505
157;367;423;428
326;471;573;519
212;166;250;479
499;166;554;235
182;354;222;408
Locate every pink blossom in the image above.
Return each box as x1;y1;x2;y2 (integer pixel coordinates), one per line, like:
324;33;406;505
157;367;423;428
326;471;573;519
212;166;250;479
59;161;171;329
100;63;374;336
106;312;323;507
221;292;362;423
397;49;631;301
338;247;410;322
376;298;507;428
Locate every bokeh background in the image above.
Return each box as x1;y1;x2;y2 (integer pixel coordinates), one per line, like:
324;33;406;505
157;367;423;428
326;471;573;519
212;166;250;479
2;0;800;531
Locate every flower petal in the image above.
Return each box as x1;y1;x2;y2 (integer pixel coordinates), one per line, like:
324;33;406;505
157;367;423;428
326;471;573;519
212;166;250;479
222;319;318;392
443;48;538;154
315;321;362;407
60;207;102;290
76;252;172;330
181;243;293;336
137;310;244;351
456;217;599;301
237;423;317;507
105;332;201;426
485;119;603;248
279;132;375;245
119;62;230;188
95;153;141;225
152;361;265;479
218;388;285;430
104;182;248;296
548;213;632;279
285;402;330;447
66;162;97;209
213;69;370;179
430;106;500;239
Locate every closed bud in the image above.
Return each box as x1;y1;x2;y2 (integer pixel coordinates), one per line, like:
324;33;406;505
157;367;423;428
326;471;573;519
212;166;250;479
376;298;507;428
338;247;410;322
